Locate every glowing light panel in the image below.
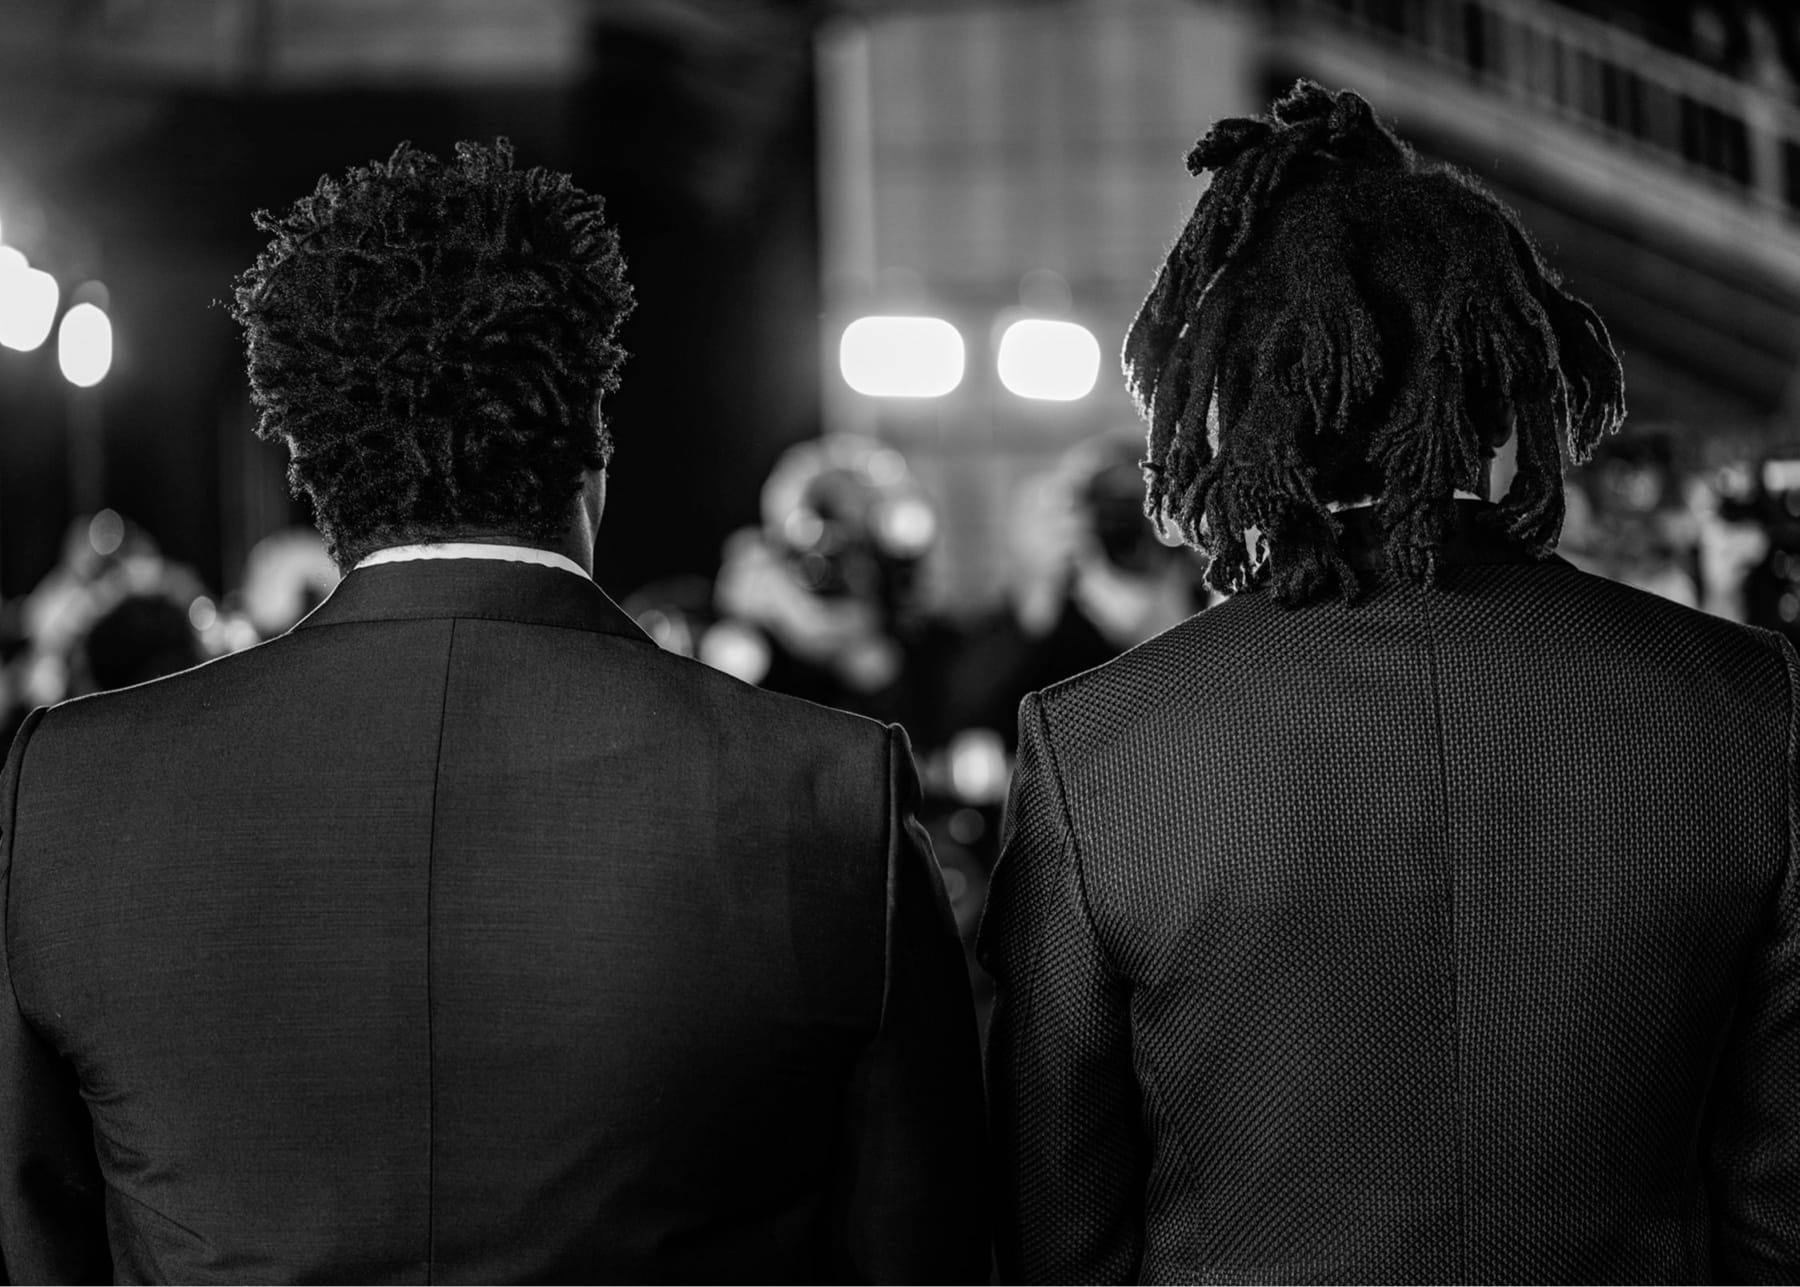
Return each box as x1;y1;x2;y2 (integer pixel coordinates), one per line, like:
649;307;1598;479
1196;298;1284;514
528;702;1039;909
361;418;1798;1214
839;315;964;398
0;248;60;352
997;318;1101;401
57;302;112;386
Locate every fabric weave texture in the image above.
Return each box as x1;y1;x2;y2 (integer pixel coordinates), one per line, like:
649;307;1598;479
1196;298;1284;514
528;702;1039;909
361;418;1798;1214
0;559;989;1284
982;501;1800;1284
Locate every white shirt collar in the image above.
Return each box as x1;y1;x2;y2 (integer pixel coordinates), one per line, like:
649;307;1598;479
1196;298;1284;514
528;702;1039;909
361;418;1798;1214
354;541;590;581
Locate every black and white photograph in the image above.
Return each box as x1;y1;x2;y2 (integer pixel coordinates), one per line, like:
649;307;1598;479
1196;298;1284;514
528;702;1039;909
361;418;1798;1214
0;0;1794;1282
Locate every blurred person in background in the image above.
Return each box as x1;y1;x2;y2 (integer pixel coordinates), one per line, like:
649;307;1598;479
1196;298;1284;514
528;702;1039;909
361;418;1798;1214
1688;458;1771;621
930;432;1208;1037
237;526;340;639
619;571;777;687
1716;450;1800;642
0;139;986;1283
940;431;1205;754
76;591;207;696
712;435;949;735
0;513;222;746
982;80;1796;1282
1557;429;1702;606
710;436;1002;967
14;512;170;710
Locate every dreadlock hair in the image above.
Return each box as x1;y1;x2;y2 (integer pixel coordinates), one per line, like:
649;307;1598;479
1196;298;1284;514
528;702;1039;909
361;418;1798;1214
230;139;634;569
1123;81;1625;606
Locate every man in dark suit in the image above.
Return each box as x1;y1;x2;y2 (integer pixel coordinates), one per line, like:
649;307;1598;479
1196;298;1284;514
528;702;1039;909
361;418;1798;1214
982;82;1799;1282
0;140;987;1282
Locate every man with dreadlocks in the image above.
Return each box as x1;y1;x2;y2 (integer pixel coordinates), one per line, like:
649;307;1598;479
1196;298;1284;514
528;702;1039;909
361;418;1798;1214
981;82;1798;1282
0;141;988;1282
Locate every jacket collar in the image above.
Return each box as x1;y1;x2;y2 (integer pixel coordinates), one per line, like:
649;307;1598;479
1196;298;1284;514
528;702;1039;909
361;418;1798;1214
292;557;654;643
1332;498;1560;577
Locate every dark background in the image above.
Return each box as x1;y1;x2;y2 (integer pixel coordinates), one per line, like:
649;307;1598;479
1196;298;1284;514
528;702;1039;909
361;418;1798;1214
0;9;824;600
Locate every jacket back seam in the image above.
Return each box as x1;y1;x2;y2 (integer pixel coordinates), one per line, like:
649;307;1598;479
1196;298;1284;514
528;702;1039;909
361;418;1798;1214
421;618;458;1283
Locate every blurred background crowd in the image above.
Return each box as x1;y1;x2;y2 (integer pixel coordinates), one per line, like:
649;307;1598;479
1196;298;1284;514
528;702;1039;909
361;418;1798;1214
4;0;1800;1008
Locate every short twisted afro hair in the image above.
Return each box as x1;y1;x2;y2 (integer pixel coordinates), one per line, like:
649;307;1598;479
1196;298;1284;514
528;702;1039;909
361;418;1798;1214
1123;81;1625;605
230;139;634;568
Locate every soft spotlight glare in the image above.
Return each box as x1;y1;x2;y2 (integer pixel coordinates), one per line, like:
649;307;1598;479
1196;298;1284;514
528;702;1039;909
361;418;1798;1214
88;508;124;557
57;302;113;386
875;496;937;555
839;315;964;398
866;447;908;485
698;620;773;686
0;250;60;352
997;318;1101;401
948;727;1010;805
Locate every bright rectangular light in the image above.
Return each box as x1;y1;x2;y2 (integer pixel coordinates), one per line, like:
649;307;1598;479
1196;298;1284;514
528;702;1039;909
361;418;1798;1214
998;318;1101;401
839;315;964;398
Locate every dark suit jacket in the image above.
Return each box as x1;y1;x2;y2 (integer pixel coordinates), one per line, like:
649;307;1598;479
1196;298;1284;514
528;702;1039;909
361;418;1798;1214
0;558;988;1284
981;501;1799;1283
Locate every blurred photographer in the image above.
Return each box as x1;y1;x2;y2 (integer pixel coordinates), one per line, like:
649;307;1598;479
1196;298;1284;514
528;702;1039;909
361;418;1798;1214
1559;428;1701;606
1714;451;1800;639
941;432;1206;754
713;434;944;730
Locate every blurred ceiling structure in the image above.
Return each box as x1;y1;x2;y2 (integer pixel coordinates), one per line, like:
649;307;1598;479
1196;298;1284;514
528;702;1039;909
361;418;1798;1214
0;1;816;89
0;2;810;178
0;0;1007;93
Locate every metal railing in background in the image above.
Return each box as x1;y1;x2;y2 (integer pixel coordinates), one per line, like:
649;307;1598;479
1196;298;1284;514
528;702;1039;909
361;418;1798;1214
1281;0;1800;221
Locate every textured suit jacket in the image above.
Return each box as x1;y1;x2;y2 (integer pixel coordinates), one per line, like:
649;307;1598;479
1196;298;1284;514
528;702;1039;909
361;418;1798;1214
0;557;988;1284
981;501;1799;1284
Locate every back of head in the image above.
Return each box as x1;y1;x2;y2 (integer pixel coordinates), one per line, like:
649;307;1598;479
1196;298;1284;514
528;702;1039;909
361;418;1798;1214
230;140;635;569
1123;80;1627;605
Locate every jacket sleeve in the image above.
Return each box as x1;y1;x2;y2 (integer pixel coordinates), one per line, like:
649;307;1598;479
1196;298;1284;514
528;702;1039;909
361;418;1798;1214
979;693;1147;1283
830;723;990;1283
1705;637;1800;1280
0;708;108;1284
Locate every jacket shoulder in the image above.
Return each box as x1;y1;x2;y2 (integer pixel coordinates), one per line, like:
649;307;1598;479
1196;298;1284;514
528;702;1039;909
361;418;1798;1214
1029;567;1795;765
638;641;895;759
1026;592;1273;750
